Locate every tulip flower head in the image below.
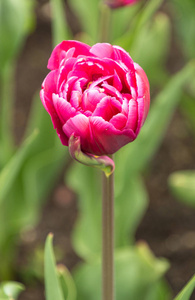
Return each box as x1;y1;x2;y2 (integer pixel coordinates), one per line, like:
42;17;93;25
40;41;150;157
104;0;140;9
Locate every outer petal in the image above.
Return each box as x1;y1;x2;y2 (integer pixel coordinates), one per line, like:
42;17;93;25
40;71;60;131
89;116;136;155
90;43;114;58
52;94;77;123
62;114;92;152
113;45;135;71
125;98;138;132
134;63;150;132
40;91;69;146
41;70;57;106
48;40;92;70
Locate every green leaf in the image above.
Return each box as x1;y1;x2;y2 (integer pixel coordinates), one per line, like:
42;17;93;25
0;65;15;166
0;281;24;300
68;0;99;43
44;234;64;300
110;3;139;43
58;265;77;300
0;94;68;278
171;0;195;59
115;0;164;51
114;175;148;246
144;280;171;300
0;0;35;71
73;243;170;300
0;130;38;205
66;163;102;260
168;170;195;208
130;12;170;86
180;92;195;132
174;275;195;300
50;0;71;47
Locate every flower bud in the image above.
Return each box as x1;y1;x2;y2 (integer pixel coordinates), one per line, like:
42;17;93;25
40;41;150;157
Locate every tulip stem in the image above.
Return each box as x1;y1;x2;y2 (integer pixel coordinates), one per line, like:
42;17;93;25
102;155;115;300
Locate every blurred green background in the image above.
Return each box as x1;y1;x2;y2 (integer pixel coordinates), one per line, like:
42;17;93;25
0;0;195;299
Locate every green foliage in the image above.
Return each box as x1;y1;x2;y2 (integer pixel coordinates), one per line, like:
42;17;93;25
0;92;68;278
169;171;195;208
114;175;148;247
180;91;195;132
174;275;195;300
1;0;195;298
58;265;77;300
0;0;35;165
0;130;38;205
44;234;64;300
44;234;76;300
50;0;72;47
0;281;24;300
67;162;148;260
67;0;100;43
73;243;170;300
110;3;139;42
130;12;170;86
66;164;102;260
115;0;164;50
0;0;35;72
171;0;195;59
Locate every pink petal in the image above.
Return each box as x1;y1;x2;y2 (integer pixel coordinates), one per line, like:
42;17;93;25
62;114;90;151
125;99;138;132
113;46;135;70
125;71;137;99
48;40;92;70
89;74;113;89
40;90;68;146
113;70;123;91
101;82;123;101
57;57;77;90
90;43;114;58
52;94;77;124
82;87;106;112
89;117;136;155
70;57;106;81
69;78;87;108
121;98;129;117
93;96;121;121
134;63;150;129
41;70;57;101
110;113;127;130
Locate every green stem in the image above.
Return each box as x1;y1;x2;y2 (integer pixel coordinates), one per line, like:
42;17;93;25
102;155;115;300
99;3;112;43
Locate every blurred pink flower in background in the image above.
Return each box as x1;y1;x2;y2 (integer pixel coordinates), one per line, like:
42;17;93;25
104;0;140;9
40;40;150;156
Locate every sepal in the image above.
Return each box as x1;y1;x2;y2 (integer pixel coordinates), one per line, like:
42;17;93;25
68;133;115;177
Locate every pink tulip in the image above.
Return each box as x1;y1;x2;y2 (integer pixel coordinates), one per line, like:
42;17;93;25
40;41;150;156
104;0;139;8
